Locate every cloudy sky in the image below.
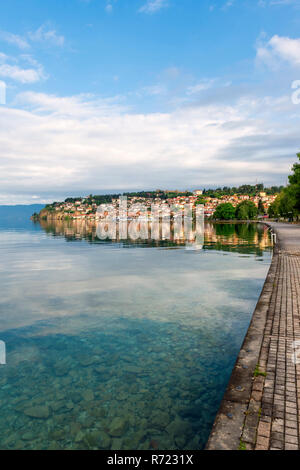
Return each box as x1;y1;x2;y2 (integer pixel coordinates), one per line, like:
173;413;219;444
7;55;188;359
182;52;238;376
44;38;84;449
0;0;300;204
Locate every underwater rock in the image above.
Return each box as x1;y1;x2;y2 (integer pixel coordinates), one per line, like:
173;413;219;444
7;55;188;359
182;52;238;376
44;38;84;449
166;418;192;440
55;391;66;401
117;391;128;401
179;404;203;420
75;430;85;443
54;363;69;377
22;432;35;441
109;417;128;437
24;405;50;419
88;406;106;419
83;431;102;448
150;411;170;430
122;365;142;374
123;430;147;449
52;413;66;424
186;435;201;450
78;355;98;367
111;437;123;450
138;440;150;450
48;429;65;441
81;389;94;401
98;431;111;449
50;400;65;412
70;422;81;437
174;434;187;448
139;418;148;429
150;439;159;449
81;416;94;428
94;365;107;374
70;392;82;403
47;442;62;450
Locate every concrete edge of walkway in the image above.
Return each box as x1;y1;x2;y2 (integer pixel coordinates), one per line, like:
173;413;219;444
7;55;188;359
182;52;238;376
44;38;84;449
206;225;278;450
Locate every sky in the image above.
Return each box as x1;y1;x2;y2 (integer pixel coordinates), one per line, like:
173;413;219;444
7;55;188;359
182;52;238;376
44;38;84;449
0;0;300;204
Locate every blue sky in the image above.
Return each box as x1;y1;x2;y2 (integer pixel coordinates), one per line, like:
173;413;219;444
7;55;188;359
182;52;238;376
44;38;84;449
0;0;300;203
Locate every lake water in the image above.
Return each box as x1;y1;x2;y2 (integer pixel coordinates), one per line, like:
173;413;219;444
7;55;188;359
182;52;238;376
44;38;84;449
0;217;272;450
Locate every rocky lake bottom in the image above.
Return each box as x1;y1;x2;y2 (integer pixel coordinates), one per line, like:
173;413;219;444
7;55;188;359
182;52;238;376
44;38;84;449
0;221;273;450
0;317;233;450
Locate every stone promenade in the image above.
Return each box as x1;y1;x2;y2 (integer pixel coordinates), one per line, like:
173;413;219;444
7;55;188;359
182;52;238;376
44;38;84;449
206;222;300;450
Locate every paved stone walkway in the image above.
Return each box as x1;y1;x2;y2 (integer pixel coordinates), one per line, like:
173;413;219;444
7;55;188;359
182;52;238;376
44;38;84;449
207;222;300;450
253;252;300;449
253;223;300;450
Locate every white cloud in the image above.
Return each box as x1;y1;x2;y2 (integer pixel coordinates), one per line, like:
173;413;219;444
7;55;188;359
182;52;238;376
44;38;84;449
28;26;65;47
0;52;8;63
139;0;168;14
257;35;300;68
0;31;30;50
15;91;125;115
222;0;235;10
0;64;44;84
0;89;298;203
186;79;216;95
0;26;65;53
141;84;167;96
261;0;300;5
0;54;46;84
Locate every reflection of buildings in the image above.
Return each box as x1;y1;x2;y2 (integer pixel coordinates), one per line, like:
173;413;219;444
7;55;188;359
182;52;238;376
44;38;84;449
38;219;273;252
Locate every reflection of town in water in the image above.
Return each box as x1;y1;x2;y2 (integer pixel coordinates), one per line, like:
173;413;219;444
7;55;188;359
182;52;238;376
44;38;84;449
0;217;273;451
37;219;273;255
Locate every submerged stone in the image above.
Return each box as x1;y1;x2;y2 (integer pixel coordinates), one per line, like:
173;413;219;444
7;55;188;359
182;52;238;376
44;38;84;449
122;365;142;374
75;430;85;443
70;422;81;437
166;418;192;440
109;417;128;437
98;431;111;449
84;431;102;448
54;364;69;377
22;432;35;441
78;355;97;367
50;400;65;412
150;411;170;429
81;389;94;401
111;437;123;450
48;429;65;441
24;405;50;419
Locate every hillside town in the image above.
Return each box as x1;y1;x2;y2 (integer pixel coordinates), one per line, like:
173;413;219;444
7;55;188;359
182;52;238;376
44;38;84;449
36;189;278;221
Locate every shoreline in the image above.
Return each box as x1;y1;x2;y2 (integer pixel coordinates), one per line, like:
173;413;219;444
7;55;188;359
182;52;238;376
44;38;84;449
206;222;300;450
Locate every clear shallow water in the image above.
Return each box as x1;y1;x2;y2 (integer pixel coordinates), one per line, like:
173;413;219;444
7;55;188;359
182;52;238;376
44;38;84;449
0;219;272;450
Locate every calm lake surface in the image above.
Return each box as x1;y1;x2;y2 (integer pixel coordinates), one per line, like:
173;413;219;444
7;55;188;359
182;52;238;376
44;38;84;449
0;217;272;450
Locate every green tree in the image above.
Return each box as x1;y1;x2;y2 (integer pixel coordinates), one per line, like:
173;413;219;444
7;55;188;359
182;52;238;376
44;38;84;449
278;186;297;219
287;152;300;213
268;152;300;219
213;203;236;220
235;204;248;220
268;193;282;218
195;196;207;205
235;201;258;220
258;199;265;215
